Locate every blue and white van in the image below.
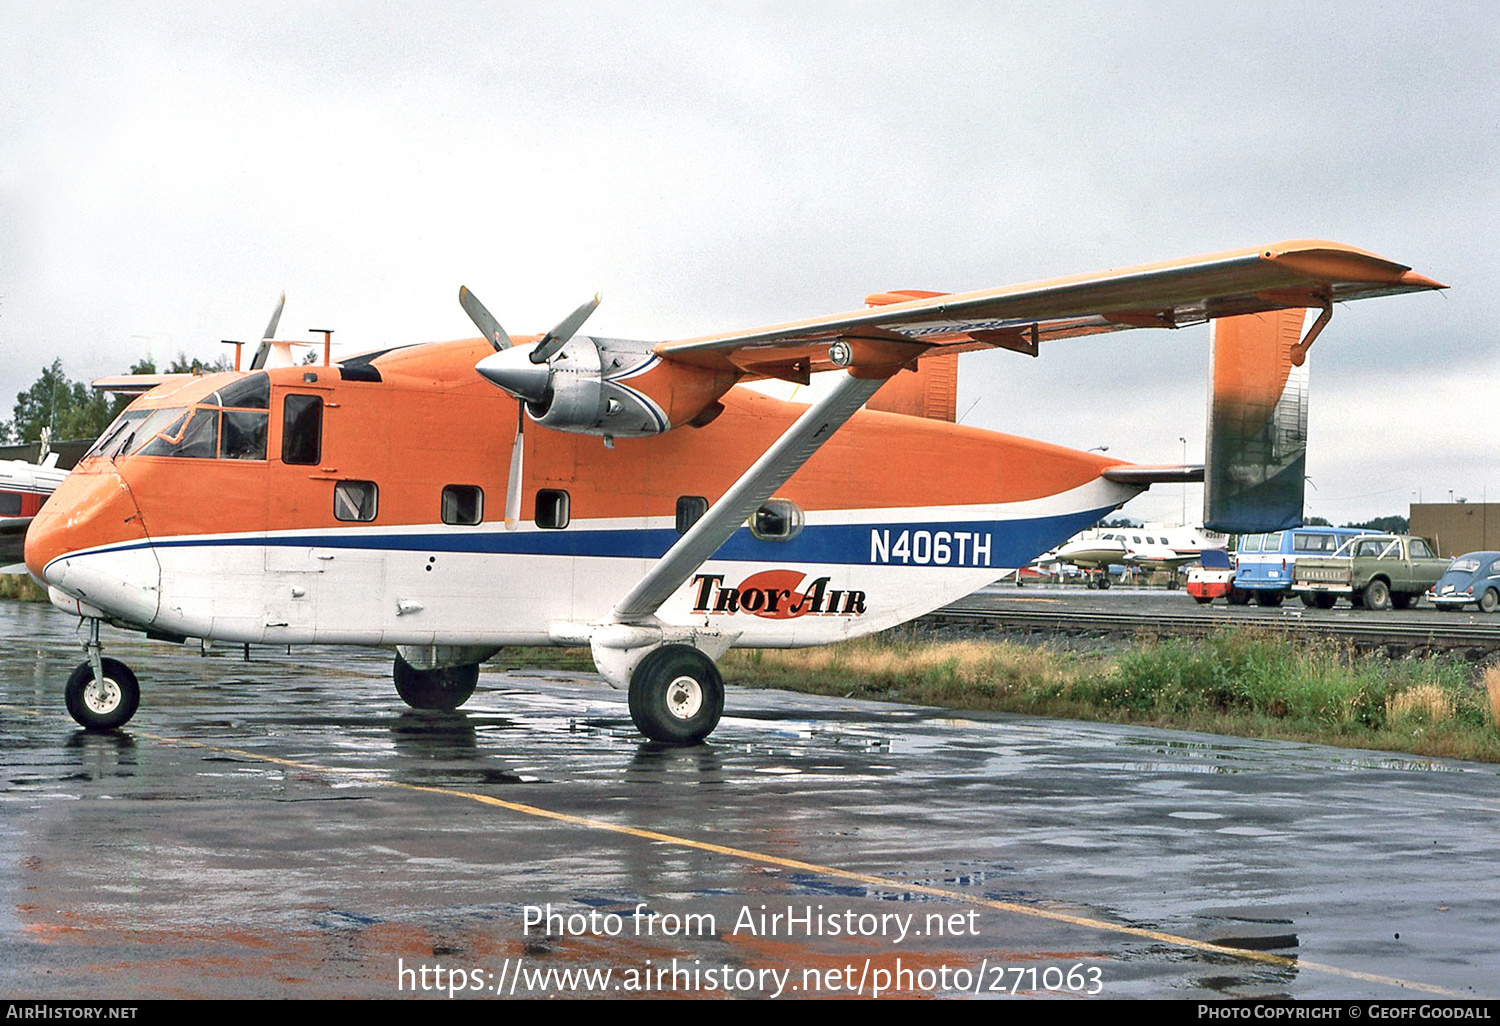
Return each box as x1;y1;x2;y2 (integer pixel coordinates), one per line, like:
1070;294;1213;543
1233;527;1365;606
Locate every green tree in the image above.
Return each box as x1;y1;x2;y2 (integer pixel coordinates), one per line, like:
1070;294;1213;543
1345;515;1409;533
3;359;123;444
2;353;232;444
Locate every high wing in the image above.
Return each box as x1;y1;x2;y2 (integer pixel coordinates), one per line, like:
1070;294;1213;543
654;239;1444;378
602;240;1443;632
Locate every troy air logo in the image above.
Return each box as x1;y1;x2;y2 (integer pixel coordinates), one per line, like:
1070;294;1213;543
690;570;867;619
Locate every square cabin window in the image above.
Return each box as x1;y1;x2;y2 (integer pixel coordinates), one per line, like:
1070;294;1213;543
535;489;570;529
442;485;483;526
334;480;378;522
676;495;708;534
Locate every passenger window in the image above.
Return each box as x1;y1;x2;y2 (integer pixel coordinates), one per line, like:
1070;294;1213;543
676;495;708;534
751;498;803;542
1410;540;1433;559
333;480;378;522
442;485;483;526
282;394;323;465
535;489;570;529
1264;532;1283;551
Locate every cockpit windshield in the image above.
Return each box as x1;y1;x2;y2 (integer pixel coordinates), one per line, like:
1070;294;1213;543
83;373;271;463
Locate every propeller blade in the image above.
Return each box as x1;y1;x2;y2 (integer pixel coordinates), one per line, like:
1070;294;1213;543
249;292;287;370
529;294;600;365
459;286;512;352
504;405;525;530
263;292;285;340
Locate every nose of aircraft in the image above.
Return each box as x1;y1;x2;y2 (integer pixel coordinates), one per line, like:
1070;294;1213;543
26;467;161;624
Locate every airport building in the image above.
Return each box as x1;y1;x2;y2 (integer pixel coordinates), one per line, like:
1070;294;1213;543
1410;502;1500;557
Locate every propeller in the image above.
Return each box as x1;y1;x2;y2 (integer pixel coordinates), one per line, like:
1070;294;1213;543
459;287;601;530
248;293;287;370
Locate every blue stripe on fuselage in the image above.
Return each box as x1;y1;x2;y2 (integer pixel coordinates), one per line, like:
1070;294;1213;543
59;505;1115;569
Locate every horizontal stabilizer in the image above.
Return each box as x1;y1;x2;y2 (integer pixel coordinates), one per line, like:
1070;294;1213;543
1102;464;1204;485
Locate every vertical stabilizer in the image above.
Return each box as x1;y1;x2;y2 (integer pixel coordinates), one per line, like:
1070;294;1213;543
1203;309;1310;532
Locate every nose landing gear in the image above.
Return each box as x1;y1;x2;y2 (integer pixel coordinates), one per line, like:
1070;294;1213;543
64;619;140;731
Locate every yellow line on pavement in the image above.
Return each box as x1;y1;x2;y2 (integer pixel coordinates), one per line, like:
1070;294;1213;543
128;727;1463;998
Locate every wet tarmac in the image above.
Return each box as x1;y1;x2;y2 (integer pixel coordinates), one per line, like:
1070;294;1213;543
2;600;1497;1000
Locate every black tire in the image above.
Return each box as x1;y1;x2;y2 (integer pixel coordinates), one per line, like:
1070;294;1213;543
393;655;479;710
1391;592;1414;610
1314;594;1338;610
1099;575;1111;590
1365;579;1392;611
1351;590;1366;609
1481;588;1499;614
1300;592;1319;608
628;645;724;744
64;658;140;731
1254;591;1284;608
1193;595;1212;605
1227;588;1251;606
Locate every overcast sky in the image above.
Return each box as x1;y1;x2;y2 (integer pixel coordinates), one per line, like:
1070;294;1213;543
1;1;1493;526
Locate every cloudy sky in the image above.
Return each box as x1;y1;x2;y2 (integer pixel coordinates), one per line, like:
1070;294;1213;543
1;1;1493;526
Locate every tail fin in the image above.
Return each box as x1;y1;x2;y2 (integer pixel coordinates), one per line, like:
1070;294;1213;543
1203;308;1310;532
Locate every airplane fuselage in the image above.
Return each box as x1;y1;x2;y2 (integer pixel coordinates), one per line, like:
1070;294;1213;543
27;338;1138;650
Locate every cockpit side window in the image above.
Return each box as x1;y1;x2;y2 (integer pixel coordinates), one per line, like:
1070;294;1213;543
282;394;323;465
220;410;268;460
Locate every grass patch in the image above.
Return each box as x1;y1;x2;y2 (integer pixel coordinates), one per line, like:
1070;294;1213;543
721;631;1500;763
0;574;47;602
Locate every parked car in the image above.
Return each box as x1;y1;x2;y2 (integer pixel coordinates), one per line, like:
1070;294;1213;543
1428;552;1500;613
1186;548;1237;604
1234;527;1365;607
1291;534;1448;610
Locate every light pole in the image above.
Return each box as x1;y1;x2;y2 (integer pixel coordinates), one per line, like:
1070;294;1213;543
1179;437;1187;526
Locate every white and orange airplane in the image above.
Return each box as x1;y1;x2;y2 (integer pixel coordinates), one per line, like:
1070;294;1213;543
0;447;68;566
25;240;1443;742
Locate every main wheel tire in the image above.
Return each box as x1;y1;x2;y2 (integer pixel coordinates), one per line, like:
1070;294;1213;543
1314;594;1338;610
1254;591;1284;607
393;656;479;710
1481;588;1499;614
628;645;724;744
1365;579;1392;611
64;658;140;731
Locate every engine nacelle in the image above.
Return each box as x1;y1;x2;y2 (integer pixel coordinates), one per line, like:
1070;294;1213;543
478;335;738;438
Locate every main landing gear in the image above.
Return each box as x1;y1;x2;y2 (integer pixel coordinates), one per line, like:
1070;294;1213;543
65;619;140;731
627;645;724;745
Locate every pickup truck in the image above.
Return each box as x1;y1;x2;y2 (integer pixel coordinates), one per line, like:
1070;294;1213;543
1291;534;1449;610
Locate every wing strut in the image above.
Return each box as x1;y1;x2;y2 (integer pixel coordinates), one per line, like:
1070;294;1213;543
610;370;886;623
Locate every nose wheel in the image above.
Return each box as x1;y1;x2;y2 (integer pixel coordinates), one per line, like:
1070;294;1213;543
64;619;140;730
65;659;140;731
